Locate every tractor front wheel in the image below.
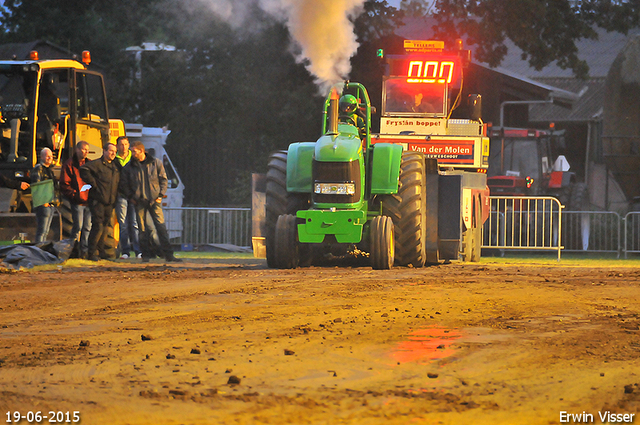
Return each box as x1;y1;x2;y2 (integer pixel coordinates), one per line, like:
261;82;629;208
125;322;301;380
370;215;394;270
274;214;299;269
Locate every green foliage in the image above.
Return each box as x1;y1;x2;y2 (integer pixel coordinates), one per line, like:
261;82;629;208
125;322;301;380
431;0;639;78
0;0;162;60
2;0;636;203
399;0;432;17
109;2;324;206
354;0;405;43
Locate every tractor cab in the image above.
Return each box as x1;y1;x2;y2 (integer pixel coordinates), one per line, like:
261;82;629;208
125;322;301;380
383;76;448;117
487;127;569;197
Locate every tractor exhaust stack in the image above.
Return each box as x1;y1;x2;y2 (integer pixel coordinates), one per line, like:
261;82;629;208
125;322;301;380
327;88;339;135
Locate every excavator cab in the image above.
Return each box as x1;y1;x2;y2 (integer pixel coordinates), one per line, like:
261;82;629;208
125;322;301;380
0;54;120;243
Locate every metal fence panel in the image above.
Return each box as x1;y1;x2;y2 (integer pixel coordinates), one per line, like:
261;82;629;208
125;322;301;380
483;197;624;258
624;212;640;258
163;205;629;256
483;196;563;260
563;211;621;255
164;207;252;247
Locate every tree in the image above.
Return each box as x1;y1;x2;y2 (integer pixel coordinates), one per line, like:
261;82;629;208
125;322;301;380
0;0;165;61
400;0;433;17
430;0;640;78
3;0;635;204
115;0;323;206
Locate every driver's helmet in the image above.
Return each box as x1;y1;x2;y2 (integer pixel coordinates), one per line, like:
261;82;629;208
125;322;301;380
339;94;358;115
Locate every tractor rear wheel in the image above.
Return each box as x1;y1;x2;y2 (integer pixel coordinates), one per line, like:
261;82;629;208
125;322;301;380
460;222;482;262
274;214;299;269
370;215;394;270
459;195;482;263
265;151;288;268
265;151;309;268
382;152;426;267
472;224;482;262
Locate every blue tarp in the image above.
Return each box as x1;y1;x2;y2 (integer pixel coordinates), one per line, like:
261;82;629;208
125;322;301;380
0;239;74;269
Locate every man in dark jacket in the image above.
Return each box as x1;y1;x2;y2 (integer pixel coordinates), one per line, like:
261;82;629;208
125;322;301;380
0;175;29;191
60;141;91;258
80;142;119;261
121;141;180;262
114;136;141;259
31;147;57;243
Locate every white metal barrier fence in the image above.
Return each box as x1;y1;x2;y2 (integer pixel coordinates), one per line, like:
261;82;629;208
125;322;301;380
162;206;637;256
483;198;626;258
163;207;252;247
482;196;563;260
562;211;621;255
624;212;640;258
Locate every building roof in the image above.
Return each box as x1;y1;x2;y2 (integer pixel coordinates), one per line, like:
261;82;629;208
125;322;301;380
475;63;580;104
0;41;40;60
396;17;638;79
0;40;76;60
494;27;640;79
529;77;605;123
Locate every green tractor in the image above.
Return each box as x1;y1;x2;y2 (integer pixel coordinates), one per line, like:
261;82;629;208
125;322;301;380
265;81;436;269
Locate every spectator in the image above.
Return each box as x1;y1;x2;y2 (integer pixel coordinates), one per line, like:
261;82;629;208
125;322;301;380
31;147;57;243
0;176;29;214
80;142;119;261
114;136;141;259
121;141;180;263
0;175;29;191
60;141;91;259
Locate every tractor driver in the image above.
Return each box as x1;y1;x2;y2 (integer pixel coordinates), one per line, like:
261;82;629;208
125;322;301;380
338;94;366;139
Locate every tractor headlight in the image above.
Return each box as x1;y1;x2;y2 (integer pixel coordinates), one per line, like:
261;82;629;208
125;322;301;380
314;182;355;196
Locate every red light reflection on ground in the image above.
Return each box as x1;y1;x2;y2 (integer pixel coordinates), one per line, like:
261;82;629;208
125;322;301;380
390;328;462;364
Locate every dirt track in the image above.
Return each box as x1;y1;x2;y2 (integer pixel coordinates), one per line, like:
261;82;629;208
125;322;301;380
1;258;640;425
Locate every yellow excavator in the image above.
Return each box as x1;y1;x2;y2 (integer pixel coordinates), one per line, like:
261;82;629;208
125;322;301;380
0;49;124;249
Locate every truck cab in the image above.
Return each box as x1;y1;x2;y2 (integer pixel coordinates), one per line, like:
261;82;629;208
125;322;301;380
372;40;491;261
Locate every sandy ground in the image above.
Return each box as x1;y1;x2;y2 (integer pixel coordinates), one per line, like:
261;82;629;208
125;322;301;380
1;257;640;425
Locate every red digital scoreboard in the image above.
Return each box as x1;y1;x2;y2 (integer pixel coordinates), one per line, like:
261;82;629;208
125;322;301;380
388;55;462;85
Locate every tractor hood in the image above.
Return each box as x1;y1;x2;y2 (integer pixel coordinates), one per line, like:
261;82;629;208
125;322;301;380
314;132;362;163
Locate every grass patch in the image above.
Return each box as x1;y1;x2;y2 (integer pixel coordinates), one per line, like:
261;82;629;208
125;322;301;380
174;251;255;259
479;251;640;267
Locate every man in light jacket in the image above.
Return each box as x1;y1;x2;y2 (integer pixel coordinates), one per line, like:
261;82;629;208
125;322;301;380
121;141;180;263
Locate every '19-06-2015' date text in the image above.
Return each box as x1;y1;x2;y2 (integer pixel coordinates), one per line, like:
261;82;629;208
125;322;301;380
6;411;80;423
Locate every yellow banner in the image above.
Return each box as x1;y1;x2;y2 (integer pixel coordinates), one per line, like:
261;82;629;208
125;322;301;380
404;40;444;52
